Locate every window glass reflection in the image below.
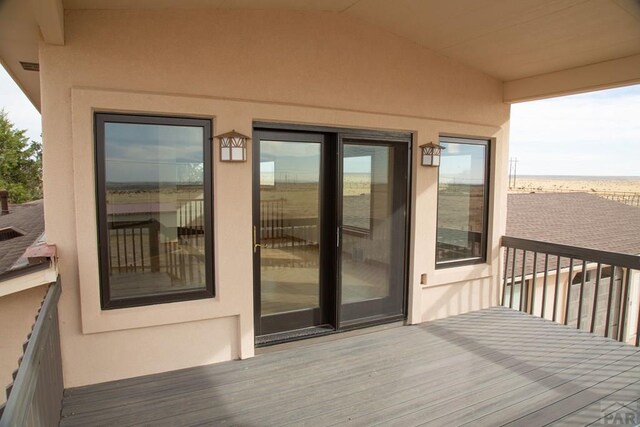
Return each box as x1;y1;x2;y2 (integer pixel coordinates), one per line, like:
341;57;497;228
104;122;207;300
436;139;488;266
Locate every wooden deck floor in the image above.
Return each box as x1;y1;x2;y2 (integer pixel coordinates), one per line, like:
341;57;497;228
60;308;640;426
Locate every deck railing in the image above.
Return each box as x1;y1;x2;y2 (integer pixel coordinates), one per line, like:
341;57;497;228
0;277;63;427
501;236;640;346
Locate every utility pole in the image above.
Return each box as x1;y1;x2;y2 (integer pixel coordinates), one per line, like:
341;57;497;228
508;158;519;188
509;157;513;189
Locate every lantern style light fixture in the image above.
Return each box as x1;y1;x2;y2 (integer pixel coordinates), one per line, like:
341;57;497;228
419;141;445;167
215;130;250;162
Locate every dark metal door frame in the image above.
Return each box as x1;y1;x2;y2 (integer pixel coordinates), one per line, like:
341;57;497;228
252;124;412;339
337;134;410;329
252;130;336;336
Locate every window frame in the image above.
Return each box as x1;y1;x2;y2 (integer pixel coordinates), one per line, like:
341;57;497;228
435;136;491;269
95;112;215;309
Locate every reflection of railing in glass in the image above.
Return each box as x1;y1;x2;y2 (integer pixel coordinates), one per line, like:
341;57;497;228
259;198;319;269
107;198;205;294
108;220;160;274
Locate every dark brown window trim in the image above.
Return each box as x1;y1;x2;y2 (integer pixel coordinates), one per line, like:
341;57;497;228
95;112;215;309
435;135;491;270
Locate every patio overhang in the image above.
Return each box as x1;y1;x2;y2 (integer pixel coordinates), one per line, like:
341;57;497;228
1;0;639;110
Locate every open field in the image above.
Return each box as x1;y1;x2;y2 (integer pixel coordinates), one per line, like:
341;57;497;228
510;175;640;194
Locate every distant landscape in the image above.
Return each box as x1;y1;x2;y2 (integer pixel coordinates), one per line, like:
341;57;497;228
510;175;640;194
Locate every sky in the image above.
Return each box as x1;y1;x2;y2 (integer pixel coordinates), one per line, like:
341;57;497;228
0;66;41;142
510;84;640;177
1;63;639;177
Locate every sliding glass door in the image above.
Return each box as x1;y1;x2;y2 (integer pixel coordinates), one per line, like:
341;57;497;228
253;128;409;339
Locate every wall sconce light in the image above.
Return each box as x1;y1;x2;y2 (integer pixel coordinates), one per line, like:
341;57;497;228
215;130;250;162
419;142;445;167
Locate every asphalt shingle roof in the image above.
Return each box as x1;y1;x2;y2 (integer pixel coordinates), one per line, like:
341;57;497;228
506;192;640;255
0;200;44;275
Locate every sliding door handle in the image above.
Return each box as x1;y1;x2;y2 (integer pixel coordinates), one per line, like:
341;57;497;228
253;226;262;253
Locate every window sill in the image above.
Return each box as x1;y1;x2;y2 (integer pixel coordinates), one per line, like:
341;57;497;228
424;262;493;288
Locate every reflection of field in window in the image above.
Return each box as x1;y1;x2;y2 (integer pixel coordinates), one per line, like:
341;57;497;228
436;139;487;264
259;141;320;221
343;155;372;231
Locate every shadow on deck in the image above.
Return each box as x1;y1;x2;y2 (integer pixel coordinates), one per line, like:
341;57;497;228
60;307;640;426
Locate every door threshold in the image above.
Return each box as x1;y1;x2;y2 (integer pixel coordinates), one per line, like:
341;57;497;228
339;313;407;331
255;320;406;355
255;325;335;348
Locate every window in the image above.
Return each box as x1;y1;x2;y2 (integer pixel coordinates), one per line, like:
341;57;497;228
436;136;490;268
95;113;214;309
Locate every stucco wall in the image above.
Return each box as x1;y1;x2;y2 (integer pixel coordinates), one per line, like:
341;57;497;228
0;284;48;404
39;9;510;387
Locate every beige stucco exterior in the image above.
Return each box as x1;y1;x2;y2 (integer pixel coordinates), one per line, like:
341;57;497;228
39;9;510;387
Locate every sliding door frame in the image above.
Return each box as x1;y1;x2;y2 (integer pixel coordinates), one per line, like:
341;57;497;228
253;122;413;338
337;134;411;329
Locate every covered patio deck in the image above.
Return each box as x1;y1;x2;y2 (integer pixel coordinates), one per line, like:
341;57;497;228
60;307;640;426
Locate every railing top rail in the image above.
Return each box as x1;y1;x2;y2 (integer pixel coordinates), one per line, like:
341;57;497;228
501;236;640;270
0;277;61;427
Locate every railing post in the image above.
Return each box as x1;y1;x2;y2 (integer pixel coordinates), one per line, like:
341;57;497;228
590;263;602;334
553;255;561;322
509;249;517;309
150;221;160;272
541;254;549;318
501;247;510;306
564;258;574;326
576;260;587;330
530;252;538;315
619;268;631;343
604;266;616;338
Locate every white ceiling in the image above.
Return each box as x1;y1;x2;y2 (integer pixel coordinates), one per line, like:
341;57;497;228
3;0;640;109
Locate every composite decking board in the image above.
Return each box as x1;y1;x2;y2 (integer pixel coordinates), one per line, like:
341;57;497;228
60;314;604;427
64;323;420;398
61;324;553;425
462;349;640;426
104;338;592;422
61;321;596;421
500;361;640;426
60;323;489;413
425;347;639;426
62;314;584;414
60;308;640;427
549;380;640;426
222;338;616;425
585;397;640;426
314;339;621;427
309;338;616;426
61;326;421;405
106;336;604;427
62;340;608;426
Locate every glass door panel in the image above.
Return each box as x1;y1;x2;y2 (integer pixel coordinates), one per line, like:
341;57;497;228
255;131;325;335
339;139;407;325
